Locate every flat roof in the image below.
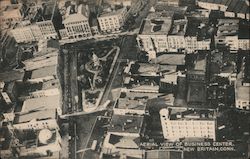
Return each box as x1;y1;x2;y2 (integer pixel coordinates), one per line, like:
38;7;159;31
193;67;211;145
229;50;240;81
30;65;57;79
187;83;206;104
139;12;173;35
16;109;57;123
21;94;60;113
153;53;185;65
185;18;211;40
109;115;144;134
198;0;250;14
99;7;126;17
169;19;187;36
166;107;215;120
0;69;24;82
194;53;207;71
116;98;147;110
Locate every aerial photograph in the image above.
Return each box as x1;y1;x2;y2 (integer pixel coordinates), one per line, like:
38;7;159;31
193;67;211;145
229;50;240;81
0;0;249;158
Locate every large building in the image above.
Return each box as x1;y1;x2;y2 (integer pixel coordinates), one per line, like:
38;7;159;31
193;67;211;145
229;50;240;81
0;4;24;29
137;11;212;59
97;6;128;32
235;57;250;110
186;52;209;106
60;4;92;41
102;115;145;158
197;0;250;20
0;127;61;158
160;107;217;141
137;11;173;59
215;19;239;51
11;0;62;43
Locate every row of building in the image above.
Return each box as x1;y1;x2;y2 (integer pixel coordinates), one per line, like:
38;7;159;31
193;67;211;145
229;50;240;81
137;6;250;60
1;0;145;44
0;39;63;158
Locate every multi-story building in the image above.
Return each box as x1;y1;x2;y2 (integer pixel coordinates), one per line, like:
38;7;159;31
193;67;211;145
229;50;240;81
160;107;217;141
185;17;211;53
167;18;187;52
97;7;128;32
238;21;250;50
215;19;239;52
113;89;149;116
186;52;209;106
60;4;92;41
137;11;173;59
11;1;62;43
0;4;24;29
102;115;145;158
1;127;61;158
235;57;250;110
197;0;250;20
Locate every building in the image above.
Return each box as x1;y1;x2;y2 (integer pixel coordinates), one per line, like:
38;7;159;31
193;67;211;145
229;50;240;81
113;89;149;115
157;0;180;7
0;4;24;29
235;57;250;110
137;11;173;59
238;21;250;50
185;17;211;53
215;19;239;51
197;0;250;20
123;62;160;93
186;52;209;106
160;107;217;141
102;115;145;158
60;4;92;41
97;6;128;32
0;127;61;158
11;0;62;43
167;18;188;52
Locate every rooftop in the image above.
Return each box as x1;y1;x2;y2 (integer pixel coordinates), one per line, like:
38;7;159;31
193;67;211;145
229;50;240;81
217;19;239;37
185;17;211;40
21;94;60;113
63;4;89;23
116;91;148;110
187;83;206;104
169;19;187;36
99;6;126;17
15;109;57;123
153;53;186;65
30;65;57;79
198;0;250;14
109;115;144;134
0;69;24;82
139;12;173;35
162;107;216;120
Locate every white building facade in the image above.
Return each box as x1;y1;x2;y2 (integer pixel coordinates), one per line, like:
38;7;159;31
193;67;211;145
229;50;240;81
160;108;216;141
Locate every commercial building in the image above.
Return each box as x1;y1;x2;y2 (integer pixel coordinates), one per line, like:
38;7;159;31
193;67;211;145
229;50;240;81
160;107;217;141
11;0;62;43
60;4;92;41
114;89;149;115
102;115;145;158
0;4;24;29
215;19;239;51
137;11;173;59
197;0;250;20
97;6;128;32
186;52;209;106
123;62;160;93
185;17;211;53
235;57;250;110
0;127;61;158
158;0;180;7
137;11;212;59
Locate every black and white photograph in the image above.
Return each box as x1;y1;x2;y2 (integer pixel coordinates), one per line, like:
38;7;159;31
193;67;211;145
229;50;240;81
0;0;249;158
